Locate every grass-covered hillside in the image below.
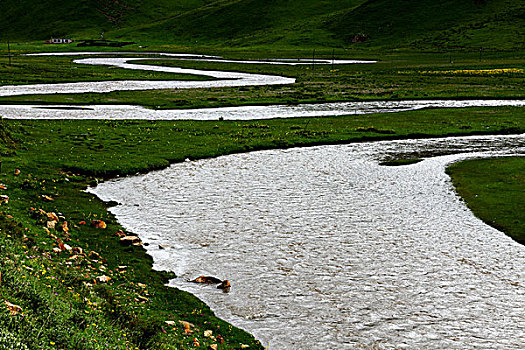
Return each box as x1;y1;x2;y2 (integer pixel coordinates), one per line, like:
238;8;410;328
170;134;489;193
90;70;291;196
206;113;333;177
1;0;524;49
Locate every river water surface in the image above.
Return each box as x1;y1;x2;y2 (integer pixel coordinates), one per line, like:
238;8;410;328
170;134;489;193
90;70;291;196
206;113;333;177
2;99;525;120
89;134;525;350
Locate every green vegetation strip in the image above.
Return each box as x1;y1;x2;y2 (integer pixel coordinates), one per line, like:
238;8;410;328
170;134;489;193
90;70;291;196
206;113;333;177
447;157;525;244
0;49;523;108
0;106;523;349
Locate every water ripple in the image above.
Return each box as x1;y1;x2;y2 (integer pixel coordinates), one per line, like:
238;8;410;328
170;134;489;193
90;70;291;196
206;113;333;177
89;134;525;350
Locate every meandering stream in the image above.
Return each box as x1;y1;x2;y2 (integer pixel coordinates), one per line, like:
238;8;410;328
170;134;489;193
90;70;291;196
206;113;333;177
90;134;525;349
2;53;524;349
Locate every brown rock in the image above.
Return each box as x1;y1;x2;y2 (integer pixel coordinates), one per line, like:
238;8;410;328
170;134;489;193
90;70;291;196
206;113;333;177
115;230;126;238
179;320;196;335
217;280;231;293
46;221;57;229
72;246;83;255
60;221;69;233
91;220;106;229
46;212;59;222
120;236;141;246
96;275;111;283
5;301;22;315
190;276;222;284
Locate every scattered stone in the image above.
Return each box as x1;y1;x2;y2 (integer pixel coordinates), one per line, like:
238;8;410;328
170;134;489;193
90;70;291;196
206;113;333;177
96;275;111;283
115;230;126;238
240;344;249;349
165;320;176;326
193;338;200;347
5;301;22;315
217;280;231;293
14;169;20;176
52;247;62;253
72;247;83;255
204;330;213;338
46;212;59;222
120;236;141;246
190;276;223;284
209;345;218;350
46;221;57;229
59;221;69;233
216;335;225;344
0;195;9;204
0;184;7;190
42;195;54;201
91;220;106;229
179;320;195;335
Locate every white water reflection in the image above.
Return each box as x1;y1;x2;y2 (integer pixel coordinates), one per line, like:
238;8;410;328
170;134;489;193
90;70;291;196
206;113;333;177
89;134;525;350
0;52;373;97
0;57;295;96
1;99;525;120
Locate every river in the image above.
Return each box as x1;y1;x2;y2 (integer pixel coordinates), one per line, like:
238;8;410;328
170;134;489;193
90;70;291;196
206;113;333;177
89;134;525;349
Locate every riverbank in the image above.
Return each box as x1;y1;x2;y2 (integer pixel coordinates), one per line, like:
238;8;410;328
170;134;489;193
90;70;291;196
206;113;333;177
447;157;525;244
0;107;523;348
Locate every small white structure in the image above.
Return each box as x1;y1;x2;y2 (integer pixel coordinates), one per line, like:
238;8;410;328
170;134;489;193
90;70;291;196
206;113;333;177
45;38;73;44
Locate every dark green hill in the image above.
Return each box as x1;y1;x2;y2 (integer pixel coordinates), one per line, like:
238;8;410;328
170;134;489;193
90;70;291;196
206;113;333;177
1;0;524;49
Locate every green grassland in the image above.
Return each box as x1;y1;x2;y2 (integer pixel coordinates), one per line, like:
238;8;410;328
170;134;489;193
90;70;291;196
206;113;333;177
1;0;524;50
0;49;523;108
0;107;523;348
447;157;525;244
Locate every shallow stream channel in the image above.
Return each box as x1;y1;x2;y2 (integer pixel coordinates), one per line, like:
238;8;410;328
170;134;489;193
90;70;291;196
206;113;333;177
3;53;525;349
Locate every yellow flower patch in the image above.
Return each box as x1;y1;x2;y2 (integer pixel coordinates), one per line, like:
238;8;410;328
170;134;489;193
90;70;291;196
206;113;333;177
418;68;524;76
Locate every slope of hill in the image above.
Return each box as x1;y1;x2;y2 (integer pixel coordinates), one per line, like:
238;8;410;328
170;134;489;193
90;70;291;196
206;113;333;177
0;0;524;49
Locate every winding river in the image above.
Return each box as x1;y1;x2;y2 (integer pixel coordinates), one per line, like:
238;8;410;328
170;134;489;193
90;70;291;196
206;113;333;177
90;135;525;349
2;53;524;349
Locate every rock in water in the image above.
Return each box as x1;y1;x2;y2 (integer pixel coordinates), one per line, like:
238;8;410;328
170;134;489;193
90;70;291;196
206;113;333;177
217;280;231;293
190;276;222;284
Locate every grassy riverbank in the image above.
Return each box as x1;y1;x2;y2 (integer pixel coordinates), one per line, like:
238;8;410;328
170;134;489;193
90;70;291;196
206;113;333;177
0;106;524;348
447;157;525;244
